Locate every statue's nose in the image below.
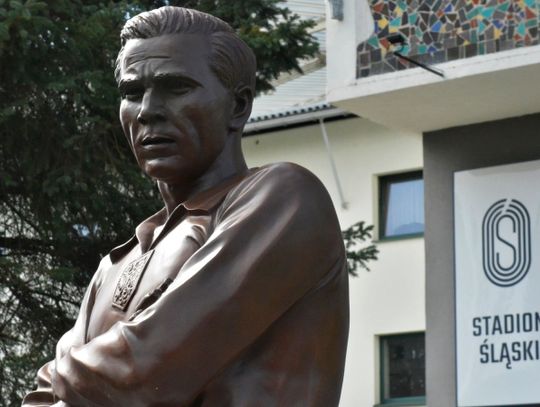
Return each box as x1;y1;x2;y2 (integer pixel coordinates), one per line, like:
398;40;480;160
137;89;166;125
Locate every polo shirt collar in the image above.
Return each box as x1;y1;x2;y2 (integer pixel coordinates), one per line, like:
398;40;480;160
109;170;250;263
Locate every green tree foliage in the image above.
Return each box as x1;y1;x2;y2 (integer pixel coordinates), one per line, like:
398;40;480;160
342;221;379;276
163;0;320;92
0;0;318;402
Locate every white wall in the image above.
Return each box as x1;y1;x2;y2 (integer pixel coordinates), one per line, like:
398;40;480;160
326;0;373;92
242;117;426;406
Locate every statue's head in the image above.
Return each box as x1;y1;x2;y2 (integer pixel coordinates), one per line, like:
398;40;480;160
115;7;256;97
115;6;256;187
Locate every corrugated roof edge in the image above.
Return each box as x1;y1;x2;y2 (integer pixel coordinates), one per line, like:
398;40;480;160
248;101;330;123
244;102;356;135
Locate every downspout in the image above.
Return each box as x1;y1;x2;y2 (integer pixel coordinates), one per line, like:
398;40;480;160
319;118;348;209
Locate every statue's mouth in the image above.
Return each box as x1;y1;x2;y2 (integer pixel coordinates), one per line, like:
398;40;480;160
141;136;175;146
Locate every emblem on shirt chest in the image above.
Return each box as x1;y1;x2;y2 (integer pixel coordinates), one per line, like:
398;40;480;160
112;250;154;311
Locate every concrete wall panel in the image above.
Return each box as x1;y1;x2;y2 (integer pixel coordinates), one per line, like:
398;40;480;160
424;113;540;407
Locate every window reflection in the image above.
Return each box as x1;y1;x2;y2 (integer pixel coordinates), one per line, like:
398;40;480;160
381;332;426;402
380;171;424;238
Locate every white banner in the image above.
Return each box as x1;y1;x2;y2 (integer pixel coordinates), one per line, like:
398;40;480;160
455;159;540;406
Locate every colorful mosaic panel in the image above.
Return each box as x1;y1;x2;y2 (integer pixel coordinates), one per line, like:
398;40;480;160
357;0;540;78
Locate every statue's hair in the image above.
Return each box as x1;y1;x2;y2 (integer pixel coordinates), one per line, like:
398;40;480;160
115;6;256;94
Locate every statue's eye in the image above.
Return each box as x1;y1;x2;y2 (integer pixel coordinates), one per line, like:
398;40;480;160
161;78;196;96
169;84;192;95
122;86;144;101
119;82;144;101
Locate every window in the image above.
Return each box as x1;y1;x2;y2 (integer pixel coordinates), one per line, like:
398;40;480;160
380;333;426;406
379;171;424;239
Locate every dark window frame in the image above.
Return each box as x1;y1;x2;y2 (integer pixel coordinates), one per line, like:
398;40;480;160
378;170;424;241
378;332;426;406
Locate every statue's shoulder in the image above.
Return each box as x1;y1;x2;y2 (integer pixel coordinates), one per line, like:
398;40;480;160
225;162;333;211
246;162;327;193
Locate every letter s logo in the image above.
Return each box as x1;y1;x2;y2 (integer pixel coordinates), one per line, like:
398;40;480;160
482;199;531;287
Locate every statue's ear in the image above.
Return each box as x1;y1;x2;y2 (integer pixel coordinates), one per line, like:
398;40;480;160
229;84;254;133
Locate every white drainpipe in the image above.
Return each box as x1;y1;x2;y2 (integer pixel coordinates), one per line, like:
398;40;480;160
319;118;348;209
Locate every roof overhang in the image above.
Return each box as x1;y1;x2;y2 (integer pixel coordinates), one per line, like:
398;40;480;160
327;45;540;132
244;103;351;135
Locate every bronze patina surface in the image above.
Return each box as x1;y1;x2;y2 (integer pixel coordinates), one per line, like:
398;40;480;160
22;7;349;406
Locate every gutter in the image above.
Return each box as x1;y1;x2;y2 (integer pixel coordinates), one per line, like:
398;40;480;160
244;105;353;135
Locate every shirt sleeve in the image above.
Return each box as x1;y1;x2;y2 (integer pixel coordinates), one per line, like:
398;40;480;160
21;263;103;406
20;361;57;406
51;163;346;407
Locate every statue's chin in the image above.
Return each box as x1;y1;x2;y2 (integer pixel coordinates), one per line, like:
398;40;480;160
142;157;179;180
142;157;202;186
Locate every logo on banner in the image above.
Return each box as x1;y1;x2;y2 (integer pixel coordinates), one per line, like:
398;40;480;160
482;199;531;287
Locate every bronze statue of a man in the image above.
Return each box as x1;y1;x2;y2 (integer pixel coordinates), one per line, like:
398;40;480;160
23;6;349;406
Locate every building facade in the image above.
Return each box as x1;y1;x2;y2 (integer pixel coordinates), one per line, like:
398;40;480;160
246;0;540;406
327;0;540;406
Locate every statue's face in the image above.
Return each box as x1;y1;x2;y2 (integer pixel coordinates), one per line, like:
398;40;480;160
118;34;233;184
